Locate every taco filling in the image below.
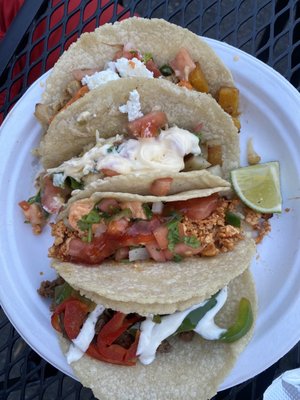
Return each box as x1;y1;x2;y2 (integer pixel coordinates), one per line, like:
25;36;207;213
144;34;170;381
49;192;270;265
36;44;240;129
40;277;253;367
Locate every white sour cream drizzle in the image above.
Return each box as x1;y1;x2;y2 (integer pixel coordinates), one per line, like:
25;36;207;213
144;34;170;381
137;287;228;365
66;304;105;364
48;127;201;182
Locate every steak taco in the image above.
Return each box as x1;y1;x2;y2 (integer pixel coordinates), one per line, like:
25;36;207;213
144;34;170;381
35;17;240;129
40;268;256;400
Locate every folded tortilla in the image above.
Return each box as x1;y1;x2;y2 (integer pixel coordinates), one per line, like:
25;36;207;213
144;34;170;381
39;78;239;181
57;269;256;400
41;17;234;120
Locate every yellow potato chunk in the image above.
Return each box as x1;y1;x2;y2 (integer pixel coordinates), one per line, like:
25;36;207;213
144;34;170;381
188;62;209;93
207;144;222;166
218;87;239;116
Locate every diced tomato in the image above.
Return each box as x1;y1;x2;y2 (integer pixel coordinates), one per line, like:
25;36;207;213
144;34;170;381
113;45;142;61
120;201;146;219
150;177;173;196
169;48;196;81
106;218;129;235
100;168;120;177
145;59;161;77
121;218;160;246
92;223;107;237
127;111;168;138
41;175;69;214
166;194;219;220
98;312;141;345
115;247;129;261
97;198;119;213
67;237;117;265
153;225;169;250
19;200;46;234
145;242;167;262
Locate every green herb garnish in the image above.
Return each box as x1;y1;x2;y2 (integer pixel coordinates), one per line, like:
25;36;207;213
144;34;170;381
27;191;41;205
193;131;202;144
173;254;183;262
65;177;84;190
225;211;241;228
152;315;162;324
166;212;182;252
142;204;153;220
183;235;200;248
142;52;153;63
77;209;101;242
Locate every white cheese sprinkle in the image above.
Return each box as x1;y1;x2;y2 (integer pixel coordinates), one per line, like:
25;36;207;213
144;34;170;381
81;69;120;90
119;90;144;121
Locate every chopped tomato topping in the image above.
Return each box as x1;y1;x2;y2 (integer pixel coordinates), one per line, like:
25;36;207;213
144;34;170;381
97;198;119;213
19;201;46;234
106;218;130;235
166;194;219;220
170;48;196;81
145;242;167;262
153;225;169;250
145;59;161;77
100;168;120;177
115;247;129;261
150;177;173;196
68;237;117;264
127;111;168;138
41;175;69;214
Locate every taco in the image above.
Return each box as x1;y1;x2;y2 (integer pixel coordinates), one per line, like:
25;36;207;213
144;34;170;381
35;17;240;129
20;78;238;234
40;268;256;400
39;78;239;173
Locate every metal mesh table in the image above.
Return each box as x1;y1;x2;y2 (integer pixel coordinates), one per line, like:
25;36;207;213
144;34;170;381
0;1;299;399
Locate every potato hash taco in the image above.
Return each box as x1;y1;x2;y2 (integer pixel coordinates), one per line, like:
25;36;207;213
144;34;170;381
35;17;240;129
20;78;238;234
39;269;256;400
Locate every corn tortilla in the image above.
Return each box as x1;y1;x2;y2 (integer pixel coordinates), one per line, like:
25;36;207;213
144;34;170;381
53;238;255;316
58;270;256;400
42;17;234;115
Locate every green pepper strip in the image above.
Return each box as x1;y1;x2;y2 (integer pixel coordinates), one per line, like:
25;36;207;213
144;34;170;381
225;211;241;228
218;298;253;343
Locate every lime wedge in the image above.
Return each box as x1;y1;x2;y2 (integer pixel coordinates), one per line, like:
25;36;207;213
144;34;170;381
230;162;282;213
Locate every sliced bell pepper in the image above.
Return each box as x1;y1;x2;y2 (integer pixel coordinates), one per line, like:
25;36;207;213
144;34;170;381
218;298;253;343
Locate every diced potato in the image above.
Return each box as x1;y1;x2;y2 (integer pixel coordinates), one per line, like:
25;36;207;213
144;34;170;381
207;144;222;166
188;62;209;93
178;80;193;90
218;86;239;116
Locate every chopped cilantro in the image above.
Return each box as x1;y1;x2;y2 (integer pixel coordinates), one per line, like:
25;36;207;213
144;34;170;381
106;145;119;154
166;212;182;252
173;254;183;262
142;52;153;63
183;236;200;248
65;177;83;190
142;204;153;220
77;209;101;242
27;191;41;205
130;50;139;56
193;131;202;144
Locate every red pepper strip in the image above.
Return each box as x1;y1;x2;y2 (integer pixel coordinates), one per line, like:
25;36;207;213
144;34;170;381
97;312;141;345
51;298;90;340
87;330;140;366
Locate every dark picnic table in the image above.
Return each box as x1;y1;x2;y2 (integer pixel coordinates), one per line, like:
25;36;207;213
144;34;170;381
0;1;299;399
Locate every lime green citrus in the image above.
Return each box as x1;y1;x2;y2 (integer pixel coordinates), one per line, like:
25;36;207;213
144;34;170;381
230;162;282;213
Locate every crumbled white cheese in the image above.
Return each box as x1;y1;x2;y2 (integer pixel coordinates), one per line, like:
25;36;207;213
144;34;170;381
81;69;120;90
114;57;154;78
76;111;92;123
119;90;143;121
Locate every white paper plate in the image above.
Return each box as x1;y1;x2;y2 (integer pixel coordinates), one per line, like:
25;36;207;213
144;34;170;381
0;39;300;392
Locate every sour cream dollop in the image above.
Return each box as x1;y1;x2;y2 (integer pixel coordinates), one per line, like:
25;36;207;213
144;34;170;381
48;127;201;182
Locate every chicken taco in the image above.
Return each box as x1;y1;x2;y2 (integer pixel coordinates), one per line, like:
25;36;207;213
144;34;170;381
36;17;240;130
40;268;256;400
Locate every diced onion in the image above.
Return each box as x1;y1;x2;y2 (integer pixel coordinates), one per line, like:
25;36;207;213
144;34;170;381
151;201;164;214
129;247;150;261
